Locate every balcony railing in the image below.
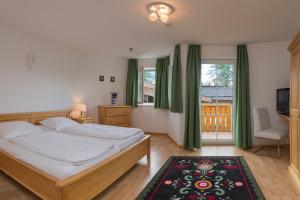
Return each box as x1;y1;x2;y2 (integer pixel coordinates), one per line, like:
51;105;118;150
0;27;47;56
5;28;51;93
201;103;232;132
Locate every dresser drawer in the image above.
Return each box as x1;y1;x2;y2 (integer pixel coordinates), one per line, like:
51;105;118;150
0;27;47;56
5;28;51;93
98;105;132;126
105;116;131;125
105;107;131;117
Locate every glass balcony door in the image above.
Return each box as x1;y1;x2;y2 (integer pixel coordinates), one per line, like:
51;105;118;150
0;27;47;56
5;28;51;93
201;60;235;143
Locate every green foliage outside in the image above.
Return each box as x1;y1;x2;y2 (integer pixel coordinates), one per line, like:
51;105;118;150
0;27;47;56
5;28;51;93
144;70;155;84
207;64;233;87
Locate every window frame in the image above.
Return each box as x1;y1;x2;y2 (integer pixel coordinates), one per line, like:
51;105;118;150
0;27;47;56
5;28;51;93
201;59;236;145
138;66;156;105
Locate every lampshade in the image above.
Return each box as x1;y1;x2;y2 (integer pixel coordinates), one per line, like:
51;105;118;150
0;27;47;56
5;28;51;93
75;104;87;112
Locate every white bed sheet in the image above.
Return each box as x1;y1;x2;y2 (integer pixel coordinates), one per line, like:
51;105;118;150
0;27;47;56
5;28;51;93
0;138;119;180
92;131;144;150
61;124;141;139
10;132;116;165
38;125;145;150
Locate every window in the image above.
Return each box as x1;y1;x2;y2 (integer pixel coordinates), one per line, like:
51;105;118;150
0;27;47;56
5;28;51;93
138;67;156;104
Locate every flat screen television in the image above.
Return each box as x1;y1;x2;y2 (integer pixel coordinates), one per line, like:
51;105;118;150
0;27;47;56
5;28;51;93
276;88;290;115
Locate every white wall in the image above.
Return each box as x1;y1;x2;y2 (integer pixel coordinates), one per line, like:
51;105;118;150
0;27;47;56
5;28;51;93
132;106;169;133
76;54;127;120
0;20;127;120
202;45;236;59
248;41;290;144
0;20;85;113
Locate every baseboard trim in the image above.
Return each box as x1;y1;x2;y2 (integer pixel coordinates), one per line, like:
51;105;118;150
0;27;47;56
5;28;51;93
167;134;183;148
144;132;290;150
252;144;289;148
144;131;183;148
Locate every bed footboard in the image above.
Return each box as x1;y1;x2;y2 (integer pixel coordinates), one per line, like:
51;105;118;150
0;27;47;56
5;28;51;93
0;149;62;199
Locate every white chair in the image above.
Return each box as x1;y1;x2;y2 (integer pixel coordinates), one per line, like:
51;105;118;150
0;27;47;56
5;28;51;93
253;107;288;158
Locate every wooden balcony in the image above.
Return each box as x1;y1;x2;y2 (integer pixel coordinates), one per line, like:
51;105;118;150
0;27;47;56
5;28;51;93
202;132;233;140
201;103;232;133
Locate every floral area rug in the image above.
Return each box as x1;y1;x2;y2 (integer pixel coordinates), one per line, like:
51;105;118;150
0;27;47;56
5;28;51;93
136;156;265;200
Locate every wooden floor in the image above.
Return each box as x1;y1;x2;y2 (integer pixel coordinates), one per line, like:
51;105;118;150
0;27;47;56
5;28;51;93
0;134;300;200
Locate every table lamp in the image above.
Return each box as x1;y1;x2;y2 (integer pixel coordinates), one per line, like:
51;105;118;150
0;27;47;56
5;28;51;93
75;104;87;117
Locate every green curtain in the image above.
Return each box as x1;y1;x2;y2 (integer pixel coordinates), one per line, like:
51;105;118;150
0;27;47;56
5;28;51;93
170;44;183;113
126;59;138;107
184;44;201;149
234;45;252;149
154;56;170;109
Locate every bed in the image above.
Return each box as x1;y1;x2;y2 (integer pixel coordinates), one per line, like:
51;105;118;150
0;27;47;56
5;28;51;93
0;110;151;200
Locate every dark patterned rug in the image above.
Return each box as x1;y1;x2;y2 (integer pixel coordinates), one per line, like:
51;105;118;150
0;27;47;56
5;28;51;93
136;156;265;200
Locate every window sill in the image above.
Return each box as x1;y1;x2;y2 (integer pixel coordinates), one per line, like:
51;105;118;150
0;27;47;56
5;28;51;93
138;103;154;107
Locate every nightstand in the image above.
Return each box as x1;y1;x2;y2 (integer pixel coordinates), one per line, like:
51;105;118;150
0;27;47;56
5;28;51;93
72;117;94;124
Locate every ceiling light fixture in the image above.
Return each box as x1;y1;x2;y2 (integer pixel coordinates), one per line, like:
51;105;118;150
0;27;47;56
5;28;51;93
146;2;174;24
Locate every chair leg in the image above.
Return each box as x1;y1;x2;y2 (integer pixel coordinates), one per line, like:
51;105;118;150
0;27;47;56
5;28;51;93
277;140;280;158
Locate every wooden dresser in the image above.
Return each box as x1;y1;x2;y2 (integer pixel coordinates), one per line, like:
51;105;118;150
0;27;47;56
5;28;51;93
98;105;132;127
288;31;300;181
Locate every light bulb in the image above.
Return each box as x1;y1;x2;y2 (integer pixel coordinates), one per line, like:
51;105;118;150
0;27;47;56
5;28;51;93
148;12;158;22
149;5;157;12
158;5;169;15
160;14;169;24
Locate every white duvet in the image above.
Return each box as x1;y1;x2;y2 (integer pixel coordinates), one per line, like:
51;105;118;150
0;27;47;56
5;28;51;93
10;132;116;166
61;124;142;140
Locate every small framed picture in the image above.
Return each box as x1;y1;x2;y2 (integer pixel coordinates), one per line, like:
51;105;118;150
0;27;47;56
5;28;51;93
99;75;104;81
110;76;116;82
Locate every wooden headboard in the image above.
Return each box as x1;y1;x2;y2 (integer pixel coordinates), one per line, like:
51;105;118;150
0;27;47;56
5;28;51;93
0;110;71;125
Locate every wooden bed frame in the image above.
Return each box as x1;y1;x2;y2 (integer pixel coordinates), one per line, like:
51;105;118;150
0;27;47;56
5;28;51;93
0;110;151;200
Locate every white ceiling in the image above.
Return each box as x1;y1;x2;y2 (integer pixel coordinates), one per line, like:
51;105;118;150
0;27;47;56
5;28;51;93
0;0;299;58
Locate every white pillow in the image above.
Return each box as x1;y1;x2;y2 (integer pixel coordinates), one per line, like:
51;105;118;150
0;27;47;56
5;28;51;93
0;121;42;139
39;117;78;130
